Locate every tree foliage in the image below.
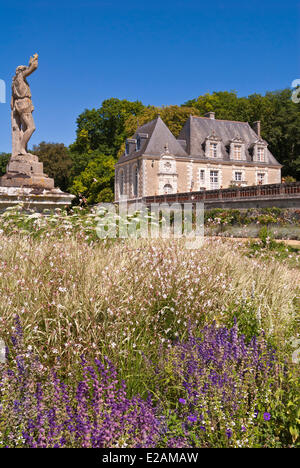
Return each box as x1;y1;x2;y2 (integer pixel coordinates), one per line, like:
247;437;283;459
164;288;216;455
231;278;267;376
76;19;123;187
32;142;73;191
69;152;115;204
70;98;145;157
0;153;10;177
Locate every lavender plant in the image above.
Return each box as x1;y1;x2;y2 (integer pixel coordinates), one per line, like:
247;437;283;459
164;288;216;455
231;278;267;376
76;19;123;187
154;323;298;448
0;318;160;448
0;318;298;448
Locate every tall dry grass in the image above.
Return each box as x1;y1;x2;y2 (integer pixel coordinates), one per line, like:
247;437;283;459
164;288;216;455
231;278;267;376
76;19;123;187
0;234;298;394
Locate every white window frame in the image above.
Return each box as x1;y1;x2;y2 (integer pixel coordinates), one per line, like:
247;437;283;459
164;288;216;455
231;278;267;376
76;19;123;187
210;170;219;190
257;147;265;162
210;142;218;158
230;139;245;161
234;171;243;182
205;137;221;159
234;145;242;160
199;169;205;184
257;172;265;185
133;165;138;197
119;170;124;196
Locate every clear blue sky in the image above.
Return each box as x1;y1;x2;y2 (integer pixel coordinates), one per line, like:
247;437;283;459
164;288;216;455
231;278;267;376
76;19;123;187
0;0;299;153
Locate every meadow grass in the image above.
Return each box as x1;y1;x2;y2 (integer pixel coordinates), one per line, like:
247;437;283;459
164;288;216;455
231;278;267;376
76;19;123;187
0;233;298;395
0;208;299;447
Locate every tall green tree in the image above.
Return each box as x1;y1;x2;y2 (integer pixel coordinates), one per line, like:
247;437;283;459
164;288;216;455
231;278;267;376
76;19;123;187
0;153;10;177
69;152;115;204
32;142;73;191
71;98;145;157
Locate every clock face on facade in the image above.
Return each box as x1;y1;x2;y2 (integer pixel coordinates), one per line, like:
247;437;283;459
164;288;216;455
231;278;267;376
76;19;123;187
164;162;172;171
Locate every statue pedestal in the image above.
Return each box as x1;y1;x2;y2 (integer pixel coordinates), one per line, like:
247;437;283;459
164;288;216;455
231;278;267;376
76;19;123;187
0;153;55;190
0;186;75;212
0;152;75;211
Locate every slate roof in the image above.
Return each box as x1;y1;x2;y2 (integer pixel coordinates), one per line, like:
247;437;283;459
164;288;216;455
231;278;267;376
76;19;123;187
117;116;187;164
178;116;281;166
117;115;281;167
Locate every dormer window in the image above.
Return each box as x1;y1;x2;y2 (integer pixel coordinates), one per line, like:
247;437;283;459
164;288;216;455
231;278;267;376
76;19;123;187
257;147;265;162
230;137;245;161
251;139;268;163
136;135;141;151
210;143;218;158
234;144;242;160
205;134;221;159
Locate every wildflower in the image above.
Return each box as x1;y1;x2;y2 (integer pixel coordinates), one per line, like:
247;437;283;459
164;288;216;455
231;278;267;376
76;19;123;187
187;415;197;423
263;412;271;421
179;398;186;405
226;429;233;439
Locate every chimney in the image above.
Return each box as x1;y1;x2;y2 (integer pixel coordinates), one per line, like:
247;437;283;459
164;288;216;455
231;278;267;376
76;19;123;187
204;111;215;119
253;121;261;137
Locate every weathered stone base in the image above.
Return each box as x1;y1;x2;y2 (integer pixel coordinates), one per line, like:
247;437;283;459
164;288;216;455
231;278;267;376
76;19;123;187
0;153;55;189
0;186;75;212
0;174;55;190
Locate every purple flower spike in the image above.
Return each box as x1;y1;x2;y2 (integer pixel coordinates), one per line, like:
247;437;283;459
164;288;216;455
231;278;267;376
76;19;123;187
187;415;197;423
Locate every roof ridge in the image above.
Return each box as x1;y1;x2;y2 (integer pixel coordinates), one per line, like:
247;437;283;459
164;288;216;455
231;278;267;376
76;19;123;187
192;115;250;125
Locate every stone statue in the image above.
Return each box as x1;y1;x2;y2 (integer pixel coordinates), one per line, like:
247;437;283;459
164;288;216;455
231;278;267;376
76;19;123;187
11;53;38;157
0;54;55;189
0;54;75;209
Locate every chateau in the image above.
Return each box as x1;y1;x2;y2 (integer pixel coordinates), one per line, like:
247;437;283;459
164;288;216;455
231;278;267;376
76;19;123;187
114;113;282;201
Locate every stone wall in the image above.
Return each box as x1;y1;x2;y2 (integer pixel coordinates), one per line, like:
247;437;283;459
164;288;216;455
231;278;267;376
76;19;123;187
115;157;282;201
130;182;300;210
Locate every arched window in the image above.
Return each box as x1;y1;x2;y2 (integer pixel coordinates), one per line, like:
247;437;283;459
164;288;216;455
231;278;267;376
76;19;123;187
133;166;138;197
163;184;173;194
119;170;124;196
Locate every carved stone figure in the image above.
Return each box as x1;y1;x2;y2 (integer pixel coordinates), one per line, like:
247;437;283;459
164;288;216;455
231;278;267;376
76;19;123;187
0;54;75;210
0;54;55;189
11;54;38;156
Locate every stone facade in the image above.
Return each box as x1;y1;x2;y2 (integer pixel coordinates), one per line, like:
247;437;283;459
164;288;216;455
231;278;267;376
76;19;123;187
115;114;282;201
